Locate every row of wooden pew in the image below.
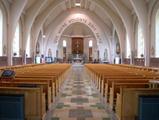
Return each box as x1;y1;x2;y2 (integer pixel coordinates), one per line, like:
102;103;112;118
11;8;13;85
85;64;159;120
0;63;71;120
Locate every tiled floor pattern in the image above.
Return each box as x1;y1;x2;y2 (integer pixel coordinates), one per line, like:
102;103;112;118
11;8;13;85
45;65;117;120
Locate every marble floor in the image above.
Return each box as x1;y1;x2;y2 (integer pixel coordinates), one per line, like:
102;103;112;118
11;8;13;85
45;65;117;120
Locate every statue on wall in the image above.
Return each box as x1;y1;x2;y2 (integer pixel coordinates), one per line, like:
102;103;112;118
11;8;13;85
151;46;155;57
56;50;58;58
116;43;120;54
97;50;99;60
48;48;52;57
36;42;40;54
104;48;108;61
20;48;23;56
3;45;6;55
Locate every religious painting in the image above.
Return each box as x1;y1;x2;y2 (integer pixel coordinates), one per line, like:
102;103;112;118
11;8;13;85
36;42;40;54
72;38;83;54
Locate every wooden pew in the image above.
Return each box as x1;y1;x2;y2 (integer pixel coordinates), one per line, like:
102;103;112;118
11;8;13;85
15;72;65;97
105;79;149;101
115;88;159;120
85;64;159;120
109;82;149;110
85;64;159;97
102;76;148;97
0;63;71;120
15;76;57;99
14;63;71;97
0;80;52;110
0;86;46;120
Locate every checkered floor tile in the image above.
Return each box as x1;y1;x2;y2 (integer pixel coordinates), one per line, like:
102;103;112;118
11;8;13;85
45;65;117;120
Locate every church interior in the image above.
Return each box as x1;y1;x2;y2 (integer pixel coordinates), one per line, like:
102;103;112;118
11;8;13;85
0;0;159;120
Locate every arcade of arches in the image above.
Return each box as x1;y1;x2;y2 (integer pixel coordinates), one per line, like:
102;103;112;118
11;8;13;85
1;0;159;120
0;0;158;66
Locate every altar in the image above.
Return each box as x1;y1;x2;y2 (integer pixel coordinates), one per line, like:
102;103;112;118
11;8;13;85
72;54;83;63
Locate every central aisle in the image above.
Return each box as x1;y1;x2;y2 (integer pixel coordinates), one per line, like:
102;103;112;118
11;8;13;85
47;65;115;120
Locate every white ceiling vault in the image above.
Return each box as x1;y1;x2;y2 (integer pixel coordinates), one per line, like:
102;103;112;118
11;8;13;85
1;0;158;60
62;22;94;37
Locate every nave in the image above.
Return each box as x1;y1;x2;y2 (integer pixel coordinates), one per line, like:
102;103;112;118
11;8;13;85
1;63;159;120
1;1;159;120
45;64;116;120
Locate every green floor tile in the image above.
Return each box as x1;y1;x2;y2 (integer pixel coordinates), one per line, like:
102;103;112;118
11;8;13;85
56;103;70;109
90;103;105;109
51;117;59;120
103;118;111;120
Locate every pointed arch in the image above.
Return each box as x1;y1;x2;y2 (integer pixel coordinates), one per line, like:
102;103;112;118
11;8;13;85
26;33;31;57
0;8;2;56
13;22;20;56
126;33;131;58
137;22;144;58
155;9;159;57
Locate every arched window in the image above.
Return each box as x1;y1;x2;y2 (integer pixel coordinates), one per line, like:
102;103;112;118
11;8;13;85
89;40;93;47
13;22;20;56
0;9;3;56
26;34;30;57
155;9;159;57
126;34;131;58
137;23;144;58
63;40;67;47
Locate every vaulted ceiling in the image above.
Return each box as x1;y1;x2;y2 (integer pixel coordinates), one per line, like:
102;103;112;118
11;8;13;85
1;0;158;54
62;22;94;37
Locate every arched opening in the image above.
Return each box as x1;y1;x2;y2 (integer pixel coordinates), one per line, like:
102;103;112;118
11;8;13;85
57;22;98;63
114;31;121;64
13;22;20;57
26;34;31;57
126;34;131;58
155;9;159;57
0;9;3;56
137;23;144;58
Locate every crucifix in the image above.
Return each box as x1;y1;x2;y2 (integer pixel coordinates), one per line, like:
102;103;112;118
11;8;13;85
76;40;80;48
76;40;80;54
72;38;83;55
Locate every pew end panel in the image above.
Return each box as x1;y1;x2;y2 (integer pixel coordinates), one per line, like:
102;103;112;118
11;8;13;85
116;88;159;120
0;87;46;120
